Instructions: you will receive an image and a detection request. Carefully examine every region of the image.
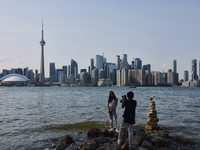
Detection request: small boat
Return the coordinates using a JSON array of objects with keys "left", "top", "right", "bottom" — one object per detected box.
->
[{"left": 129, "top": 86, "right": 136, "bottom": 88}]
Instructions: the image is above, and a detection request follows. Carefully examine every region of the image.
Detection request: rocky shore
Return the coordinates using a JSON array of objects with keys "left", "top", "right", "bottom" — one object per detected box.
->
[{"left": 45, "top": 126, "right": 196, "bottom": 150}]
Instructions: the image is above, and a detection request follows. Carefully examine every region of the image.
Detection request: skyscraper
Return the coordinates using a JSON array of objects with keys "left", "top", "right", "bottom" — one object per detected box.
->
[
  {"left": 134, "top": 58, "right": 142, "bottom": 69},
  {"left": 70, "top": 59, "right": 78, "bottom": 78},
  {"left": 183, "top": 70, "right": 189, "bottom": 82},
  {"left": 95, "top": 55, "right": 103, "bottom": 71},
  {"left": 90, "top": 58, "right": 94, "bottom": 75},
  {"left": 199, "top": 60, "right": 200, "bottom": 79},
  {"left": 171, "top": 60, "right": 177, "bottom": 73},
  {"left": 39, "top": 21, "right": 46, "bottom": 85},
  {"left": 122, "top": 54, "right": 128, "bottom": 69},
  {"left": 50, "top": 63, "right": 55, "bottom": 82},
  {"left": 62, "top": 66, "right": 67, "bottom": 76},
  {"left": 116, "top": 55, "right": 120, "bottom": 70},
  {"left": 191, "top": 59, "right": 198, "bottom": 80}
]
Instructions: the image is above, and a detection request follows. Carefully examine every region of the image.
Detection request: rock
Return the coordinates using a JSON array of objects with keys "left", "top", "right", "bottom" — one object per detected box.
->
[
  {"left": 87, "top": 139, "right": 97, "bottom": 149},
  {"left": 156, "top": 148, "right": 173, "bottom": 150},
  {"left": 105, "top": 143, "right": 119, "bottom": 150},
  {"left": 137, "top": 147, "right": 149, "bottom": 150},
  {"left": 141, "top": 140, "right": 155, "bottom": 150},
  {"left": 102, "top": 129, "right": 109, "bottom": 137},
  {"left": 87, "top": 128, "right": 101, "bottom": 138},
  {"left": 65, "top": 145, "right": 78, "bottom": 150},
  {"left": 177, "top": 146, "right": 190, "bottom": 150},
  {"left": 147, "top": 121, "right": 157, "bottom": 126},
  {"left": 136, "top": 130, "right": 146, "bottom": 140},
  {"left": 110, "top": 138, "right": 117, "bottom": 144},
  {"left": 121, "top": 140, "right": 129, "bottom": 150},
  {"left": 81, "top": 145, "right": 90, "bottom": 150},
  {"left": 144, "top": 135, "right": 153, "bottom": 143},
  {"left": 158, "top": 133, "right": 169, "bottom": 138},
  {"left": 150, "top": 136, "right": 164, "bottom": 147},
  {"left": 56, "top": 142, "right": 68, "bottom": 150},
  {"left": 162, "top": 138, "right": 174, "bottom": 147},
  {"left": 132, "top": 135, "right": 143, "bottom": 147},
  {"left": 97, "top": 145, "right": 106, "bottom": 150}
]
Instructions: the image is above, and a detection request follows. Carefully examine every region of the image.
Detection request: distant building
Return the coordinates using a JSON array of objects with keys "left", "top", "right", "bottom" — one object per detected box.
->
[
  {"left": 171, "top": 60, "right": 177, "bottom": 73},
  {"left": 57, "top": 69, "right": 65, "bottom": 82},
  {"left": 62, "top": 66, "right": 67, "bottom": 76},
  {"left": 90, "top": 58, "right": 94, "bottom": 75},
  {"left": 116, "top": 69, "right": 121, "bottom": 86},
  {"left": 167, "top": 69, "right": 174, "bottom": 85},
  {"left": 80, "top": 69, "right": 87, "bottom": 73},
  {"left": 116, "top": 55, "right": 120, "bottom": 70},
  {"left": 95, "top": 55, "right": 104, "bottom": 71},
  {"left": 23, "top": 67, "right": 28, "bottom": 77},
  {"left": 60, "top": 74, "right": 66, "bottom": 84},
  {"left": 99, "top": 69, "right": 106, "bottom": 79},
  {"left": 144, "top": 70, "right": 152, "bottom": 85},
  {"left": 134, "top": 58, "right": 142, "bottom": 69},
  {"left": 121, "top": 68, "right": 128, "bottom": 86},
  {"left": 91, "top": 68, "right": 98, "bottom": 85},
  {"left": 143, "top": 64, "right": 151, "bottom": 71},
  {"left": 199, "top": 60, "right": 200, "bottom": 79},
  {"left": 183, "top": 70, "right": 189, "bottom": 82},
  {"left": 68, "top": 74, "right": 75, "bottom": 85},
  {"left": 112, "top": 69, "right": 117, "bottom": 85},
  {"left": 70, "top": 59, "right": 78, "bottom": 79},
  {"left": 98, "top": 79, "right": 113, "bottom": 86},
  {"left": 50, "top": 63, "right": 56, "bottom": 82},
  {"left": 68, "top": 65, "right": 70, "bottom": 77},
  {"left": 80, "top": 72, "right": 87, "bottom": 85},
  {"left": 191, "top": 59, "right": 198, "bottom": 80},
  {"left": 128, "top": 69, "right": 145, "bottom": 85},
  {"left": 122, "top": 54, "right": 128, "bottom": 69}
]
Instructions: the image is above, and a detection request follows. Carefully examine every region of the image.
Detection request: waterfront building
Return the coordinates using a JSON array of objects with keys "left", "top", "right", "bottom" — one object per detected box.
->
[
  {"left": 107, "top": 63, "right": 116, "bottom": 73},
  {"left": 167, "top": 69, "right": 174, "bottom": 85},
  {"left": 191, "top": 59, "right": 198, "bottom": 80},
  {"left": 70, "top": 59, "right": 78, "bottom": 79},
  {"left": 60, "top": 74, "right": 66, "bottom": 84},
  {"left": 183, "top": 70, "right": 189, "bottom": 82},
  {"left": 90, "top": 58, "right": 94, "bottom": 75},
  {"left": 134, "top": 58, "right": 142, "bottom": 69},
  {"left": 122, "top": 54, "right": 128, "bottom": 69},
  {"left": 57, "top": 69, "right": 65, "bottom": 82},
  {"left": 116, "top": 69, "right": 122, "bottom": 86},
  {"left": 131, "top": 61, "right": 134, "bottom": 69},
  {"left": 50, "top": 63, "right": 56, "bottom": 82},
  {"left": 121, "top": 68, "right": 128, "bottom": 86},
  {"left": 112, "top": 68, "right": 117, "bottom": 85},
  {"left": 80, "top": 72, "right": 87, "bottom": 85},
  {"left": 174, "top": 73, "right": 179, "bottom": 85},
  {"left": 144, "top": 70, "right": 152, "bottom": 85},
  {"left": 91, "top": 68, "right": 98, "bottom": 85},
  {"left": 171, "top": 60, "right": 177, "bottom": 73},
  {"left": 0, "top": 74, "right": 29, "bottom": 85},
  {"left": 98, "top": 79, "right": 113, "bottom": 86},
  {"left": 68, "top": 74, "right": 75, "bottom": 85},
  {"left": 39, "top": 21, "right": 46, "bottom": 85},
  {"left": 35, "top": 70, "right": 38, "bottom": 78},
  {"left": 199, "top": 60, "right": 200, "bottom": 79},
  {"left": 95, "top": 55, "right": 104, "bottom": 71},
  {"left": 116, "top": 55, "right": 120, "bottom": 70},
  {"left": 62, "top": 66, "right": 67, "bottom": 76},
  {"left": 128, "top": 69, "right": 145, "bottom": 85},
  {"left": 11, "top": 68, "right": 16, "bottom": 74}
]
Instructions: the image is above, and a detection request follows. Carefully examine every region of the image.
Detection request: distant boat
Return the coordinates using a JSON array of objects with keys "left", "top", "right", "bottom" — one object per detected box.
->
[{"left": 129, "top": 86, "right": 136, "bottom": 88}]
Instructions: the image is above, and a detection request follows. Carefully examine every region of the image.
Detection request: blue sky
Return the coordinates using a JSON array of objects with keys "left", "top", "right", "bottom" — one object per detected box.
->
[{"left": 0, "top": 1, "right": 200, "bottom": 79}]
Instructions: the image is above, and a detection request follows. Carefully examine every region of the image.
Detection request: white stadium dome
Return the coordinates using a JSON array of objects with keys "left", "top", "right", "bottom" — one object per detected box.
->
[{"left": 0, "top": 74, "right": 29, "bottom": 84}]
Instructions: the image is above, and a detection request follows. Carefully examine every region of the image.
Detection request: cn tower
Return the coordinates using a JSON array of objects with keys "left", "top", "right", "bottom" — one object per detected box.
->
[{"left": 39, "top": 20, "right": 45, "bottom": 85}]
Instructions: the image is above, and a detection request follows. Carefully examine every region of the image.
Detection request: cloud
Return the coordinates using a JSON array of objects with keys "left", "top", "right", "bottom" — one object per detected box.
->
[
  {"left": 161, "top": 64, "right": 167, "bottom": 68},
  {"left": 0, "top": 55, "right": 21, "bottom": 63},
  {"left": 0, "top": 55, "right": 11, "bottom": 62},
  {"left": 84, "top": 59, "right": 90, "bottom": 63}
]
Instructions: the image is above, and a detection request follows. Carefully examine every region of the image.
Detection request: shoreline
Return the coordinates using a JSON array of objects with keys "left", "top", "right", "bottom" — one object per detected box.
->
[{"left": 44, "top": 125, "right": 197, "bottom": 150}]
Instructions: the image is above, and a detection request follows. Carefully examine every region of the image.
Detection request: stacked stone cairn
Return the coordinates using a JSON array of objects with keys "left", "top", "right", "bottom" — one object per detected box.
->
[{"left": 145, "top": 96, "right": 159, "bottom": 131}]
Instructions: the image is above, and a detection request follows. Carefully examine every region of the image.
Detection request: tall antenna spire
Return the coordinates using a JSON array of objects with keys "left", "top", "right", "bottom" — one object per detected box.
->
[{"left": 42, "top": 18, "right": 43, "bottom": 30}]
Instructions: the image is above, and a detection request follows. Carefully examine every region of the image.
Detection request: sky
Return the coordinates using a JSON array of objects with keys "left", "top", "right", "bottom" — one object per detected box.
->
[{"left": 0, "top": 1, "right": 200, "bottom": 79}]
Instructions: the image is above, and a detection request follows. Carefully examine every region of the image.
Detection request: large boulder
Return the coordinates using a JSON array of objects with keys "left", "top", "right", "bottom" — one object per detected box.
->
[
  {"left": 87, "top": 128, "right": 102, "bottom": 138},
  {"left": 141, "top": 140, "right": 155, "bottom": 150},
  {"left": 87, "top": 139, "right": 98, "bottom": 150}
]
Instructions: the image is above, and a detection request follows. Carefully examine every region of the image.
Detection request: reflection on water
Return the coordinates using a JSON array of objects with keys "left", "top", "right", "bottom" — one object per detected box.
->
[{"left": 0, "top": 87, "right": 199, "bottom": 149}]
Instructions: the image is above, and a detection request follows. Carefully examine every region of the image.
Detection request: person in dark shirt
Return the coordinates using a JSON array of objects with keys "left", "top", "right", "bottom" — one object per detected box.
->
[{"left": 118, "top": 91, "right": 137, "bottom": 149}]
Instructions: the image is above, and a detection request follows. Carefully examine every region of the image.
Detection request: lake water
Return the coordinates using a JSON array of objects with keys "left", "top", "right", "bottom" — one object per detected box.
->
[{"left": 0, "top": 87, "right": 199, "bottom": 149}]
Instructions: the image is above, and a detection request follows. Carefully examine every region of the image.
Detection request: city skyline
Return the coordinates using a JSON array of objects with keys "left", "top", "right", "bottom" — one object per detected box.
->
[{"left": 0, "top": 1, "right": 200, "bottom": 79}]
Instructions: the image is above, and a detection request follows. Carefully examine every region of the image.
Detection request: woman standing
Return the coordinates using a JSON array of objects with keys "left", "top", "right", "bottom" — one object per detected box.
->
[{"left": 107, "top": 91, "right": 119, "bottom": 132}]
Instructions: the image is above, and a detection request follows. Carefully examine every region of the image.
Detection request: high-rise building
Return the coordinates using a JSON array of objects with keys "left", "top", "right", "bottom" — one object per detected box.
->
[
  {"left": 91, "top": 68, "right": 98, "bottom": 85},
  {"left": 199, "top": 60, "right": 200, "bottom": 79},
  {"left": 50, "top": 63, "right": 56, "bottom": 82},
  {"left": 121, "top": 68, "right": 128, "bottom": 86},
  {"left": 57, "top": 69, "right": 65, "bottom": 82},
  {"left": 62, "top": 66, "right": 67, "bottom": 76},
  {"left": 80, "top": 69, "right": 87, "bottom": 73},
  {"left": 70, "top": 59, "right": 78, "bottom": 79},
  {"left": 167, "top": 69, "right": 174, "bottom": 85},
  {"left": 171, "top": 60, "right": 177, "bottom": 73},
  {"left": 39, "top": 21, "right": 46, "bottom": 85},
  {"left": 23, "top": 67, "right": 28, "bottom": 77},
  {"left": 128, "top": 69, "right": 145, "bottom": 85},
  {"left": 191, "top": 59, "right": 198, "bottom": 80},
  {"left": 116, "top": 55, "right": 120, "bottom": 70},
  {"left": 68, "top": 65, "right": 70, "bottom": 77},
  {"left": 142, "top": 64, "right": 151, "bottom": 71},
  {"left": 184, "top": 70, "right": 189, "bottom": 82},
  {"left": 90, "top": 58, "right": 94, "bottom": 75},
  {"left": 2, "top": 69, "right": 8, "bottom": 77},
  {"left": 122, "top": 54, "right": 128, "bottom": 69},
  {"left": 80, "top": 72, "right": 87, "bottom": 85},
  {"left": 99, "top": 69, "right": 106, "bottom": 79},
  {"left": 35, "top": 70, "right": 38, "bottom": 78},
  {"left": 134, "top": 58, "right": 142, "bottom": 69},
  {"left": 60, "top": 74, "right": 66, "bottom": 84},
  {"left": 95, "top": 55, "right": 104, "bottom": 71}
]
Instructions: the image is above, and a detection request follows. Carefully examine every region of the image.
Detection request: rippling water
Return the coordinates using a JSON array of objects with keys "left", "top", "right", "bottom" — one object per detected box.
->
[{"left": 0, "top": 87, "right": 199, "bottom": 149}]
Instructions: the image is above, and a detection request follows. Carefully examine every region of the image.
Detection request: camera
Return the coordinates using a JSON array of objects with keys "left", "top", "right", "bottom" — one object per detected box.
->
[{"left": 120, "top": 95, "right": 127, "bottom": 103}]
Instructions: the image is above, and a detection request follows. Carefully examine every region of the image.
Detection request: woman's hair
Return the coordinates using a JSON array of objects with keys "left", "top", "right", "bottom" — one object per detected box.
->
[{"left": 109, "top": 91, "right": 116, "bottom": 102}]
